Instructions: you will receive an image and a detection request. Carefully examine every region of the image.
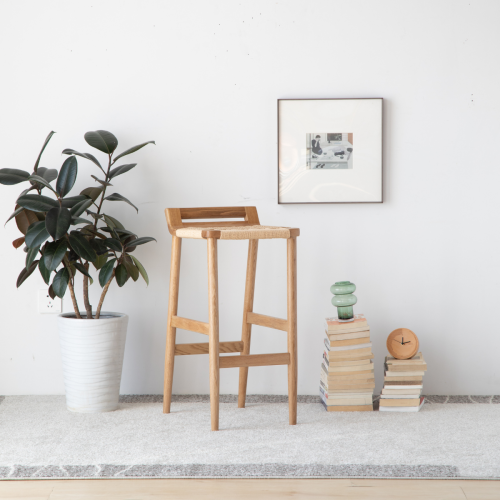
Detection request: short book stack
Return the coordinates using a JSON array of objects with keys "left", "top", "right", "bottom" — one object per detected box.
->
[
  {"left": 320, "top": 314, "right": 375, "bottom": 411},
  {"left": 379, "top": 353, "right": 426, "bottom": 412}
]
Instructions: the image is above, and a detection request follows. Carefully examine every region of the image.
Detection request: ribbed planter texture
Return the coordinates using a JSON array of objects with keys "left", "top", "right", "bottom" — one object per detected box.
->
[{"left": 58, "top": 312, "right": 128, "bottom": 413}]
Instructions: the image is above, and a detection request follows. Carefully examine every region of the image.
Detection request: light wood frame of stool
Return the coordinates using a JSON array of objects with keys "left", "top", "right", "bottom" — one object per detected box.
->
[{"left": 163, "top": 206, "right": 299, "bottom": 431}]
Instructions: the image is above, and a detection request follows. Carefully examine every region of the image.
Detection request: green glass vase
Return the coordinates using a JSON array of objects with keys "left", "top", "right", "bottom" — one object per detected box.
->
[{"left": 330, "top": 281, "right": 357, "bottom": 320}]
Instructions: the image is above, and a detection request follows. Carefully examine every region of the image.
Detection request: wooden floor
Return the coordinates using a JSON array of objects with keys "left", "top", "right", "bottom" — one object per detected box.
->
[{"left": 0, "top": 479, "right": 499, "bottom": 499}]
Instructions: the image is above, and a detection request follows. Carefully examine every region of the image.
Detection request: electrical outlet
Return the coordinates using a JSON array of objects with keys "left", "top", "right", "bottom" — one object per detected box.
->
[{"left": 38, "top": 289, "right": 62, "bottom": 314}]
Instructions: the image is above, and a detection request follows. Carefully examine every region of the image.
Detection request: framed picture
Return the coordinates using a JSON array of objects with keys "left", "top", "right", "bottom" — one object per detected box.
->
[{"left": 278, "top": 98, "right": 383, "bottom": 204}]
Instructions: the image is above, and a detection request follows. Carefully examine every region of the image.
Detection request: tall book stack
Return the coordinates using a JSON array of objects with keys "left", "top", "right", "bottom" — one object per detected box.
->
[
  {"left": 379, "top": 353, "right": 426, "bottom": 412},
  {"left": 320, "top": 314, "right": 375, "bottom": 411}
]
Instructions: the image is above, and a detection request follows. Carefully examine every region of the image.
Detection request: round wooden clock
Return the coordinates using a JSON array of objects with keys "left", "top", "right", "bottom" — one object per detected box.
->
[{"left": 387, "top": 328, "right": 419, "bottom": 359}]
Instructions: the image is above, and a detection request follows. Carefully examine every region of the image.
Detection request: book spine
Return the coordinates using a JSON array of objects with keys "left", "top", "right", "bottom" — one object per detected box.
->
[{"left": 330, "top": 342, "right": 372, "bottom": 352}]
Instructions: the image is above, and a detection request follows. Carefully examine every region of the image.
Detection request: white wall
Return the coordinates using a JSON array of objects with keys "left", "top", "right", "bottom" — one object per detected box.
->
[{"left": 1, "top": 0, "right": 499, "bottom": 396}]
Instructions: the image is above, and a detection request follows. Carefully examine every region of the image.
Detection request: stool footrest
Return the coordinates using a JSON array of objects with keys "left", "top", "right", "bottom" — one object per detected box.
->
[
  {"left": 220, "top": 353, "right": 290, "bottom": 368},
  {"left": 171, "top": 316, "right": 209, "bottom": 335},
  {"left": 247, "top": 312, "right": 288, "bottom": 331},
  {"left": 175, "top": 341, "right": 244, "bottom": 356}
]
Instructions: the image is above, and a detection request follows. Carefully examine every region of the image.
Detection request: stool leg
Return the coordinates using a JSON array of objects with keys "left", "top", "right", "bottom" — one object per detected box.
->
[
  {"left": 163, "top": 236, "right": 182, "bottom": 414},
  {"left": 207, "top": 238, "right": 220, "bottom": 431},
  {"left": 287, "top": 237, "right": 298, "bottom": 425},
  {"left": 238, "top": 239, "right": 258, "bottom": 408}
]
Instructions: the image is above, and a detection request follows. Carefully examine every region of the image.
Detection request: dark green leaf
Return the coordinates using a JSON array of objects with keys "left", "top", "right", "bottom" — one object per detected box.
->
[
  {"left": 108, "top": 163, "right": 136, "bottom": 179},
  {"left": 61, "top": 195, "right": 87, "bottom": 208},
  {"left": 103, "top": 214, "right": 124, "bottom": 229},
  {"left": 56, "top": 156, "right": 78, "bottom": 197},
  {"left": 28, "top": 174, "right": 57, "bottom": 194},
  {"left": 90, "top": 239, "right": 108, "bottom": 255},
  {"left": 99, "top": 226, "right": 119, "bottom": 239},
  {"left": 104, "top": 193, "right": 138, "bottom": 212},
  {"left": 69, "top": 232, "right": 97, "bottom": 261},
  {"left": 45, "top": 207, "right": 71, "bottom": 240},
  {"left": 19, "top": 185, "right": 37, "bottom": 196},
  {"left": 122, "top": 235, "right": 137, "bottom": 252},
  {"left": 38, "top": 256, "right": 51, "bottom": 284},
  {"left": 62, "top": 149, "right": 104, "bottom": 174},
  {"left": 5, "top": 206, "right": 25, "bottom": 226},
  {"left": 17, "top": 194, "right": 59, "bottom": 212},
  {"left": 26, "top": 245, "right": 40, "bottom": 268},
  {"left": 71, "top": 217, "right": 93, "bottom": 225},
  {"left": 37, "top": 167, "right": 58, "bottom": 183},
  {"left": 86, "top": 211, "right": 104, "bottom": 221},
  {"left": 104, "top": 238, "right": 122, "bottom": 252},
  {"left": 0, "top": 168, "right": 30, "bottom": 185},
  {"left": 25, "top": 221, "right": 50, "bottom": 248},
  {"left": 16, "top": 260, "right": 39, "bottom": 287},
  {"left": 48, "top": 284, "right": 56, "bottom": 299},
  {"left": 116, "top": 228, "right": 135, "bottom": 236},
  {"left": 70, "top": 199, "right": 94, "bottom": 217},
  {"left": 125, "top": 236, "right": 156, "bottom": 248},
  {"left": 93, "top": 252, "right": 108, "bottom": 270},
  {"left": 80, "top": 186, "right": 103, "bottom": 201},
  {"left": 91, "top": 175, "right": 112, "bottom": 187},
  {"left": 52, "top": 268, "right": 70, "bottom": 298},
  {"left": 78, "top": 225, "right": 102, "bottom": 238},
  {"left": 101, "top": 228, "right": 135, "bottom": 238},
  {"left": 99, "top": 258, "right": 116, "bottom": 286},
  {"left": 84, "top": 130, "right": 118, "bottom": 154},
  {"left": 130, "top": 255, "right": 149, "bottom": 285},
  {"left": 74, "top": 262, "right": 92, "bottom": 279},
  {"left": 43, "top": 240, "right": 67, "bottom": 271},
  {"left": 113, "top": 141, "right": 155, "bottom": 162},
  {"left": 33, "top": 131, "right": 56, "bottom": 173},
  {"left": 115, "top": 263, "right": 129, "bottom": 287},
  {"left": 124, "top": 256, "right": 139, "bottom": 282},
  {"left": 67, "top": 249, "right": 78, "bottom": 262}
]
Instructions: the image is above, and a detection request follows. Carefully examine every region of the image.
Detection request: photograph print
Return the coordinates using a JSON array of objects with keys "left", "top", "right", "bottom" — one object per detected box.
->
[
  {"left": 278, "top": 98, "right": 382, "bottom": 204},
  {"left": 308, "top": 133, "right": 353, "bottom": 170}
]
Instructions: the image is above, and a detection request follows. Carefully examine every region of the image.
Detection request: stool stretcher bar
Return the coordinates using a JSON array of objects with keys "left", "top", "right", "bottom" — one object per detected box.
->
[
  {"left": 246, "top": 312, "right": 288, "bottom": 331},
  {"left": 171, "top": 316, "right": 209, "bottom": 335},
  {"left": 175, "top": 341, "right": 244, "bottom": 356},
  {"left": 220, "top": 353, "right": 290, "bottom": 369}
]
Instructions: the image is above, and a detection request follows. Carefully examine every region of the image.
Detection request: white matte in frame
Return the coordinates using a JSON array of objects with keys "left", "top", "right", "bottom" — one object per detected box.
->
[{"left": 278, "top": 98, "right": 383, "bottom": 204}]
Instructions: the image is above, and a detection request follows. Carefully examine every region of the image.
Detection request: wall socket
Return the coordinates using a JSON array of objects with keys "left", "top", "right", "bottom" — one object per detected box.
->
[{"left": 38, "top": 289, "right": 62, "bottom": 314}]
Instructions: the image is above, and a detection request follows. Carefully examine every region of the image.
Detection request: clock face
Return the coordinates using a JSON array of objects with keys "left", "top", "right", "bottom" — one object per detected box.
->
[{"left": 386, "top": 328, "right": 419, "bottom": 360}]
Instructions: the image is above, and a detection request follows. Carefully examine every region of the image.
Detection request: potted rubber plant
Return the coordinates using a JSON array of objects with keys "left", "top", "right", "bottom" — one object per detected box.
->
[{"left": 0, "top": 130, "right": 156, "bottom": 412}]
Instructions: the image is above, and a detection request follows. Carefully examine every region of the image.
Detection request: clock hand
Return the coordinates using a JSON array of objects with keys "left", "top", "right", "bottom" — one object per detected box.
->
[{"left": 393, "top": 339, "right": 403, "bottom": 345}]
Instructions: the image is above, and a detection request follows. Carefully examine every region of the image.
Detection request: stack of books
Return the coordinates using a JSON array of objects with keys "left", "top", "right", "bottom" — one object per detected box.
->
[
  {"left": 379, "top": 353, "right": 426, "bottom": 412},
  {"left": 320, "top": 314, "right": 375, "bottom": 411}
]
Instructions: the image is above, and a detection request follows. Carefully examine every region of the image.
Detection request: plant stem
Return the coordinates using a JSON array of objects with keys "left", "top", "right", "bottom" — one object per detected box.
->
[
  {"left": 83, "top": 262, "right": 92, "bottom": 319},
  {"left": 67, "top": 273, "right": 82, "bottom": 319},
  {"left": 63, "top": 257, "right": 82, "bottom": 319},
  {"left": 86, "top": 154, "right": 113, "bottom": 317},
  {"left": 95, "top": 269, "right": 115, "bottom": 320},
  {"left": 93, "top": 153, "right": 112, "bottom": 233}
]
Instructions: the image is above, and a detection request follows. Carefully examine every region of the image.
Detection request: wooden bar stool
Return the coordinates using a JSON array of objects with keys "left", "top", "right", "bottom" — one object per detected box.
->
[{"left": 163, "top": 206, "right": 299, "bottom": 431}]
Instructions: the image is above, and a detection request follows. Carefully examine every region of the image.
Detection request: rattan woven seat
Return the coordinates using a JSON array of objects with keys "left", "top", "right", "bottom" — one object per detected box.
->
[
  {"left": 175, "top": 224, "right": 298, "bottom": 240},
  {"left": 163, "top": 206, "right": 299, "bottom": 431}
]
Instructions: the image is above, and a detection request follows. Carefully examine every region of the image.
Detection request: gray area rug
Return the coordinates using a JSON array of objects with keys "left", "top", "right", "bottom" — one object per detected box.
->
[{"left": 0, "top": 395, "right": 499, "bottom": 479}]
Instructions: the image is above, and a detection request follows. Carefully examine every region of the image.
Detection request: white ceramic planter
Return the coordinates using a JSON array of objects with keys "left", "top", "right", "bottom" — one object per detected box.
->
[{"left": 58, "top": 312, "right": 128, "bottom": 413}]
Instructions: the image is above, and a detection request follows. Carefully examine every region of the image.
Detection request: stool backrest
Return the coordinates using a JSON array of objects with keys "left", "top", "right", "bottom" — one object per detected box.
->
[{"left": 165, "top": 206, "right": 260, "bottom": 235}]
